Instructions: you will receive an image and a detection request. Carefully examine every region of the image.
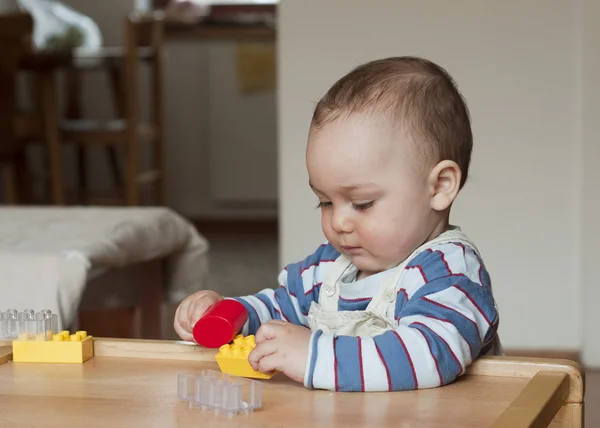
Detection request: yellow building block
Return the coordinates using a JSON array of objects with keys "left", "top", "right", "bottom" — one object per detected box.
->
[
  {"left": 215, "top": 334, "right": 276, "bottom": 379},
  {"left": 12, "top": 330, "right": 94, "bottom": 363}
]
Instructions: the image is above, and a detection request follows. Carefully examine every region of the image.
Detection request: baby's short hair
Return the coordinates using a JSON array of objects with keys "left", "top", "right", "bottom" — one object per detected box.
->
[{"left": 311, "top": 56, "right": 473, "bottom": 188}]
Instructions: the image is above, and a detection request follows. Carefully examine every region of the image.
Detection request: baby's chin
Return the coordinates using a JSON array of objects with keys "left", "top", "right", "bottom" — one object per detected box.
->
[
  {"left": 334, "top": 244, "right": 400, "bottom": 273},
  {"left": 348, "top": 255, "right": 391, "bottom": 275}
]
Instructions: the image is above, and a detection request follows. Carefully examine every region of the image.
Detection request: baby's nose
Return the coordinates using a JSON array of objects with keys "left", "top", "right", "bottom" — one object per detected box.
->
[{"left": 331, "top": 208, "right": 353, "bottom": 233}]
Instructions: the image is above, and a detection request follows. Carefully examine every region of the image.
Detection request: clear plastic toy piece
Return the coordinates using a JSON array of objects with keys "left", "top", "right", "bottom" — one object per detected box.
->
[
  {"left": 177, "top": 370, "right": 262, "bottom": 416},
  {"left": 1, "top": 309, "right": 58, "bottom": 341}
]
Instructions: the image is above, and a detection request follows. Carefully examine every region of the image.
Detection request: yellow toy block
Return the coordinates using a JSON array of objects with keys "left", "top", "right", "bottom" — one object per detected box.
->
[
  {"left": 12, "top": 330, "right": 94, "bottom": 363},
  {"left": 215, "top": 334, "right": 276, "bottom": 379}
]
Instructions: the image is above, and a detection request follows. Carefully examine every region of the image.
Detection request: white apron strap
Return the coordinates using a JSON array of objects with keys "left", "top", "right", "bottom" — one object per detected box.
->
[{"left": 316, "top": 254, "right": 353, "bottom": 311}]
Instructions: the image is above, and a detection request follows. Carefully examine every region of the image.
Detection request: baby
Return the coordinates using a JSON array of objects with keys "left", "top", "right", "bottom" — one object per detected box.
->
[{"left": 174, "top": 56, "right": 502, "bottom": 392}]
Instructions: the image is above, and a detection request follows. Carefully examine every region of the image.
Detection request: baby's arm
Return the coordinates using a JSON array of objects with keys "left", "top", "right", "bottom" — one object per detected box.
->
[
  {"left": 231, "top": 243, "right": 340, "bottom": 335},
  {"left": 306, "top": 253, "right": 499, "bottom": 391}
]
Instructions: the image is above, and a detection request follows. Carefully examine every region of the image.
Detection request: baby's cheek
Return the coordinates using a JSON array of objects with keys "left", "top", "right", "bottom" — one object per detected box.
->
[
  {"left": 371, "top": 226, "right": 412, "bottom": 259},
  {"left": 322, "top": 225, "right": 337, "bottom": 245},
  {"left": 361, "top": 219, "right": 397, "bottom": 243},
  {"left": 320, "top": 215, "right": 332, "bottom": 237}
]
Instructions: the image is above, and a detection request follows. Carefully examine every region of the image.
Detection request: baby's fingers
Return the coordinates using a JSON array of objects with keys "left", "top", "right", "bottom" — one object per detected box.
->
[
  {"left": 174, "top": 302, "right": 194, "bottom": 342},
  {"left": 187, "top": 293, "right": 222, "bottom": 328}
]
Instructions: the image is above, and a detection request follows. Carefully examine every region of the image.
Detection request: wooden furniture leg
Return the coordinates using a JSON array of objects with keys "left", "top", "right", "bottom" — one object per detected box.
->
[
  {"left": 65, "top": 69, "right": 87, "bottom": 204},
  {"left": 39, "top": 71, "right": 65, "bottom": 205},
  {"left": 139, "top": 259, "right": 164, "bottom": 339},
  {"left": 1, "top": 164, "right": 16, "bottom": 204},
  {"left": 491, "top": 372, "right": 569, "bottom": 427},
  {"left": 151, "top": 36, "right": 165, "bottom": 206},
  {"left": 107, "top": 64, "right": 124, "bottom": 189},
  {"left": 12, "top": 150, "right": 31, "bottom": 204}
]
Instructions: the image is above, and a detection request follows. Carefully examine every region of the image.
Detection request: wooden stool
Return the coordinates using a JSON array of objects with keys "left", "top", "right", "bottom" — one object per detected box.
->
[{"left": 62, "top": 12, "right": 166, "bottom": 206}]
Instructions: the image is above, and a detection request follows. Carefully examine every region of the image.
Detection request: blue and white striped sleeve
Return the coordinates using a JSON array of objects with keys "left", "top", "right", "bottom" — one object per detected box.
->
[
  {"left": 231, "top": 243, "right": 340, "bottom": 335},
  {"left": 304, "top": 246, "right": 499, "bottom": 392}
]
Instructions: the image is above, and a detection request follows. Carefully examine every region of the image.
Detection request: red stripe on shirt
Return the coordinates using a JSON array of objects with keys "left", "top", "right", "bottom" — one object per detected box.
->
[
  {"left": 434, "top": 250, "right": 452, "bottom": 275},
  {"left": 333, "top": 337, "right": 339, "bottom": 392},
  {"left": 453, "top": 284, "right": 492, "bottom": 325},
  {"left": 405, "top": 265, "right": 428, "bottom": 283},
  {"left": 421, "top": 296, "right": 481, "bottom": 341},
  {"left": 374, "top": 341, "right": 391, "bottom": 391},
  {"left": 300, "top": 258, "right": 336, "bottom": 275},
  {"left": 339, "top": 295, "right": 372, "bottom": 303},
  {"left": 272, "top": 293, "right": 290, "bottom": 321},
  {"left": 392, "top": 330, "right": 418, "bottom": 389},
  {"left": 416, "top": 320, "right": 464, "bottom": 374},
  {"left": 304, "top": 282, "right": 322, "bottom": 296},
  {"left": 397, "top": 288, "right": 408, "bottom": 300},
  {"left": 453, "top": 242, "right": 466, "bottom": 255},
  {"left": 357, "top": 337, "right": 365, "bottom": 392},
  {"left": 421, "top": 313, "right": 474, "bottom": 358},
  {"left": 414, "top": 325, "right": 442, "bottom": 386}
]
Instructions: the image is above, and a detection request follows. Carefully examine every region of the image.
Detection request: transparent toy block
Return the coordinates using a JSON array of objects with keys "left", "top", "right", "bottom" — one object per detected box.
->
[
  {"left": 177, "top": 370, "right": 262, "bottom": 416},
  {"left": 0, "top": 309, "right": 58, "bottom": 341}
]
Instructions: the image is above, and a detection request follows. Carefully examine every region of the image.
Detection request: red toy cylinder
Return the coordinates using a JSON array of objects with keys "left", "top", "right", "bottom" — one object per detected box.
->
[{"left": 192, "top": 299, "right": 248, "bottom": 348}]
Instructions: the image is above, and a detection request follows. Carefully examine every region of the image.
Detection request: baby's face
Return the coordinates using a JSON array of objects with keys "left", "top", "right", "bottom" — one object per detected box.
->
[{"left": 306, "top": 114, "right": 439, "bottom": 277}]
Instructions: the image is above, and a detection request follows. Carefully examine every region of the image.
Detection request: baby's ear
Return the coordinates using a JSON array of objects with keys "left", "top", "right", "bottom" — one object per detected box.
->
[{"left": 428, "top": 160, "right": 461, "bottom": 211}]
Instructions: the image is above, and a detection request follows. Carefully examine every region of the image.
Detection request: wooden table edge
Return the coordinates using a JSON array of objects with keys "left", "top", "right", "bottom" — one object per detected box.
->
[
  {"left": 467, "top": 355, "right": 585, "bottom": 403},
  {"left": 0, "top": 345, "right": 11, "bottom": 365},
  {"left": 491, "top": 371, "right": 570, "bottom": 428},
  {"left": 1, "top": 338, "right": 585, "bottom": 427},
  {"left": 90, "top": 339, "right": 586, "bottom": 400}
]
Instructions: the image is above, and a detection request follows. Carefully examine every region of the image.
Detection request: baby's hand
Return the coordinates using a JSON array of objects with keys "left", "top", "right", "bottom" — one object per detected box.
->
[
  {"left": 173, "top": 290, "right": 223, "bottom": 342},
  {"left": 248, "top": 320, "right": 311, "bottom": 384}
]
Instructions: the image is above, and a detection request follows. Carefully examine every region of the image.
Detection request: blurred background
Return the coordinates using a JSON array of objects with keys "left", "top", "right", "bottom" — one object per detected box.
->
[{"left": 0, "top": 0, "right": 597, "bottom": 419}]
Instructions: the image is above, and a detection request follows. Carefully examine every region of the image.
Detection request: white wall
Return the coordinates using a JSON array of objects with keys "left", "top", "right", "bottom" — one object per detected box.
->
[
  {"left": 279, "top": 0, "right": 590, "bottom": 354},
  {"left": 581, "top": 0, "right": 600, "bottom": 367}
]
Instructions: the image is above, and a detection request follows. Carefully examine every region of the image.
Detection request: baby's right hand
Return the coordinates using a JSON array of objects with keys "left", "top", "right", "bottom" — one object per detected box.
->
[{"left": 173, "top": 290, "right": 223, "bottom": 342}]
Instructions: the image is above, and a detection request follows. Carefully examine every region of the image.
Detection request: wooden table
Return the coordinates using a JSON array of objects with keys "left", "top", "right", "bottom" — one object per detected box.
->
[{"left": 0, "top": 338, "right": 585, "bottom": 427}]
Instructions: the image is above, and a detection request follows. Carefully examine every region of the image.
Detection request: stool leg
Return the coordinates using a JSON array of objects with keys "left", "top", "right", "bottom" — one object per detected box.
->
[
  {"left": 107, "top": 64, "right": 124, "bottom": 190},
  {"left": 139, "top": 259, "right": 164, "bottom": 339},
  {"left": 40, "top": 72, "right": 65, "bottom": 205},
  {"left": 110, "top": 62, "right": 139, "bottom": 205},
  {"left": 125, "top": 133, "right": 140, "bottom": 206},
  {"left": 152, "top": 56, "right": 165, "bottom": 206},
  {"left": 1, "top": 163, "right": 16, "bottom": 204},
  {"left": 13, "top": 150, "right": 31, "bottom": 204},
  {"left": 66, "top": 70, "right": 88, "bottom": 205}
]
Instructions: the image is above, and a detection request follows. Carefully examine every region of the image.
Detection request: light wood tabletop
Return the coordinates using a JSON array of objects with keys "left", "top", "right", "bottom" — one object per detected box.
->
[{"left": 0, "top": 338, "right": 585, "bottom": 428}]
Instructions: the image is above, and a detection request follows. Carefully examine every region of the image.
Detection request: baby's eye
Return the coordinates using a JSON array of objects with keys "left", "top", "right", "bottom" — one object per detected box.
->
[
  {"left": 316, "top": 201, "right": 332, "bottom": 209},
  {"left": 353, "top": 201, "right": 375, "bottom": 211}
]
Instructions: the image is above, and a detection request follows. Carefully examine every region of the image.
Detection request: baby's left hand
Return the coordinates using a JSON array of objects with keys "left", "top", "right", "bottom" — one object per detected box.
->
[{"left": 248, "top": 320, "right": 311, "bottom": 384}]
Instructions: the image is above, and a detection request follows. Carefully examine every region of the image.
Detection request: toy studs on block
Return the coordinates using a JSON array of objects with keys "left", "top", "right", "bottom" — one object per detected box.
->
[
  {"left": 192, "top": 300, "right": 275, "bottom": 379},
  {"left": 12, "top": 329, "right": 94, "bottom": 363},
  {"left": 192, "top": 300, "right": 248, "bottom": 348},
  {"left": 215, "top": 334, "right": 276, "bottom": 379}
]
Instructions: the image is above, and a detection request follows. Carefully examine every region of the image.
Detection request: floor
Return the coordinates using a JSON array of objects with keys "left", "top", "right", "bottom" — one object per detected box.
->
[{"left": 204, "top": 232, "right": 280, "bottom": 297}]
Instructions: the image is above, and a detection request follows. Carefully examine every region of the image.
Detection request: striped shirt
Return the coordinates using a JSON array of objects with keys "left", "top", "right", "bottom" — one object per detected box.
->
[{"left": 233, "top": 241, "right": 500, "bottom": 392}]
